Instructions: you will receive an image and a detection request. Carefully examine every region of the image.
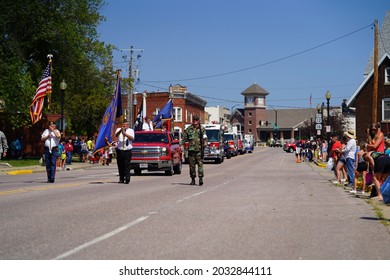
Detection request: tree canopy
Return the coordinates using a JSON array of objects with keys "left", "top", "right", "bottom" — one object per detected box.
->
[{"left": 0, "top": 0, "right": 117, "bottom": 136}]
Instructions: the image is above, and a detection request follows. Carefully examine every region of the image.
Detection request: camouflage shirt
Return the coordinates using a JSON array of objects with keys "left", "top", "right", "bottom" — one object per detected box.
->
[{"left": 181, "top": 125, "right": 207, "bottom": 152}]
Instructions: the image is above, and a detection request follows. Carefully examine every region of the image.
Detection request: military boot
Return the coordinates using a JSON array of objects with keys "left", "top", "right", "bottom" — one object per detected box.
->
[
  {"left": 199, "top": 177, "right": 203, "bottom": 186},
  {"left": 190, "top": 177, "right": 196, "bottom": 185}
]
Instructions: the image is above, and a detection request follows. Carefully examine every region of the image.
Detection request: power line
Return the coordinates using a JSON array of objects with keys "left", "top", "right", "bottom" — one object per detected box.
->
[{"left": 144, "top": 22, "right": 374, "bottom": 83}]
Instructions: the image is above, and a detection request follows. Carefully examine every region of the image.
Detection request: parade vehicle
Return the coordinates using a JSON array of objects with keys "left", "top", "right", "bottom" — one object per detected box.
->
[
  {"left": 244, "top": 134, "right": 254, "bottom": 153},
  {"left": 183, "top": 123, "right": 225, "bottom": 164},
  {"left": 224, "top": 132, "right": 238, "bottom": 156},
  {"left": 130, "top": 130, "right": 182, "bottom": 176},
  {"left": 203, "top": 124, "right": 225, "bottom": 164},
  {"left": 237, "top": 132, "right": 245, "bottom": 154}
]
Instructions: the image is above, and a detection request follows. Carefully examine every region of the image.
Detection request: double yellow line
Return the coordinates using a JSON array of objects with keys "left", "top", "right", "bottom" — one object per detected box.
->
[{"left": 0, "top": 179, "right": 113, "bottom": 197}]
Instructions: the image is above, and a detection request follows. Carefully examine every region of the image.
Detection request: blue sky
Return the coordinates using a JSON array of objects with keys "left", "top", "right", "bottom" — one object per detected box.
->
[{"left": 98, "top": 0, "right": 390, "bottom": 110}]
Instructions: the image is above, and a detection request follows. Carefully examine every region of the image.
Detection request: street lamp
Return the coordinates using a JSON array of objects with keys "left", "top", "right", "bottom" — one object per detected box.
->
[{"left": 60, "top": 79, "right": 67, "bottom": 134}]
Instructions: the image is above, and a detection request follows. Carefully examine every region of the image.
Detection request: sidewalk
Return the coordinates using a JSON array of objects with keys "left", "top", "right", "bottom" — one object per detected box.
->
[{"left": 313, "top": 159, "right": 390, "bottom": 230}]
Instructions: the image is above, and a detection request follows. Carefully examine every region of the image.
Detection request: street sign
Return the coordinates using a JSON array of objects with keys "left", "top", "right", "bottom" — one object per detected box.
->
[
  {"left": 315, "top": 117, "right": 322, "bottom": 123},
  {"left": 317, "top": 129, "right": 321, "bottom": 135},
  {"left": 315, "top": 124, "right": 322, "bottom": 130},
  {"left": 326, "top": 125, "right": 331, "bottom": 132},
  {"left": 316, "top": 113, "right": 322, "bottom": 119}
]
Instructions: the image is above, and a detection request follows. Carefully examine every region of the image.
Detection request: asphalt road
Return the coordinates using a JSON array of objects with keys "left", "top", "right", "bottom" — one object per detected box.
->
[{"left": 0, "top": 147, "right": 390, "bottom": 260}]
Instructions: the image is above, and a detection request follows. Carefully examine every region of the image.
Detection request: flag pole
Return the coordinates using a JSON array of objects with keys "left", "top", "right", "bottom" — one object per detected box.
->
[{"left": 47, "top": 54, "right": 53, "bottom": 113}]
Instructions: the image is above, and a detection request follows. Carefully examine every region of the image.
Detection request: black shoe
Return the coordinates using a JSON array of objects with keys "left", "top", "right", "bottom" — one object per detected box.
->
[
  {"left": 50, "top": 179, "right": 55, "bottom": 183},
  {"left": 125, "top": 177, "right": 130, "bottom": 184},
  {"left": 190, "top": 178, "right": 196, "bottom": 185},
  {"left": 199, "top": 177, "right": 203, "bottom": 186},
  {"left": 118, "top": 178, "right": 124, "bottom": 183}
]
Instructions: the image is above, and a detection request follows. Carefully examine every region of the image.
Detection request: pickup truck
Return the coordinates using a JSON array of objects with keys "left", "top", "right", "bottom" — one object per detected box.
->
[
  {"left": 283, "top": 141, "right": 296, "bottom": 153},
  {"left": 130, "top": 131, "right": 182, "bottom": 176}
]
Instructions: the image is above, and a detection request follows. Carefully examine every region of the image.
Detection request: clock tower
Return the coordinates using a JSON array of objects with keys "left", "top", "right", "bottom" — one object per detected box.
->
[{"left": 241, "top": 83, "right": 269, "bottom": 142}]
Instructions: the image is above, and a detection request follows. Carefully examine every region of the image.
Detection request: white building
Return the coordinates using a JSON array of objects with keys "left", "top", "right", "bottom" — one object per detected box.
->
[{"left": 205, "top": 106, "right": 230, "bottom": 125}]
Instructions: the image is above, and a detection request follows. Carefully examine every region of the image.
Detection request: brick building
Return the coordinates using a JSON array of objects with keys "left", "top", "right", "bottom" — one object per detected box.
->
[
  {"left": 347, "top": 11, "right": 390, "bottom": 140},
  {"left": 231, "top": 83, "right": 320, "bottom": 143},
  {"left": 126, "top": 84, "right": 207, "bottom": 132}
]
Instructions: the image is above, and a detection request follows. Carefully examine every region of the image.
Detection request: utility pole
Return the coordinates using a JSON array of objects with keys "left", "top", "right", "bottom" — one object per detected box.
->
[
  {"left": 129, "top": 46, "right": 134, "bottom": 126},
  {"left": 372, "top": 20, "right": 378, "bottom": 123},
  {"left": 121, "top": 46, "right": 143, "bottom": 126}
]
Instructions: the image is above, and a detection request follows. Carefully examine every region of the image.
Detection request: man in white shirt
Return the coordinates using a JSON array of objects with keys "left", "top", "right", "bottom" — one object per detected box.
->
[
  {"left": 0, "top": 130, "right": 8, "bottom": 160},
  {"left": 41, "top": 122, "right": 61, "bottom": 183},
  {"left": 115, "top": 120, "right": 135, "bottom": 184},
  {"left": 142, "top": 116, "right": 153, "bottom": 131},
  {"left": 342, "top": 130, "right": 357, "bottom": 188}
]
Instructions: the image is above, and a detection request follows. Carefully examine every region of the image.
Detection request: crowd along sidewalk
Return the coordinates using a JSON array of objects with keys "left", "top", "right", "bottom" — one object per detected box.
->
[{"left": 313, "top": 159, "right": 390, "bottom": 231}]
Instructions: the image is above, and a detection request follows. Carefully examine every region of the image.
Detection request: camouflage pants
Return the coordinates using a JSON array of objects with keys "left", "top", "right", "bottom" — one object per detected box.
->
[{"left": 188, "top": 151, "right": 204, "bottom": 178}]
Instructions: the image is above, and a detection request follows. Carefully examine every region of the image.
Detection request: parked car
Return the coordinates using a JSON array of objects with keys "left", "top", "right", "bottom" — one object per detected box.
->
[
  {"left": 283, "top": 141, "right": 296, "bottom": 153},
  {"left": 269, "top": 139, "right": 282, "bottom": 147}
]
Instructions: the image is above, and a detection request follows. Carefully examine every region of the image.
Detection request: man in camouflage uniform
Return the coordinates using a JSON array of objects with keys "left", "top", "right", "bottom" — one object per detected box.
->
[{"left": 181, "top": 115, "right": 208, "bottom": 185}]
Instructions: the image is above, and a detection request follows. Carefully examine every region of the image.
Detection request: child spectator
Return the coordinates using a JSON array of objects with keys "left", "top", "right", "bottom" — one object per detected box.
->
[{"left": 351, "top": 141, "right": 368, "bottom": 194}]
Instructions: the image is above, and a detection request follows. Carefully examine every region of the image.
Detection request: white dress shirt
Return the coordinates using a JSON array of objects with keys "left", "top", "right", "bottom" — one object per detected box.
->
[
  {"left": 115, "top": 128, "right": 134, "bottom": 150},
  {"left": 41, "top": 129, "right": 60, "bottom": 150},
  {"left": 142, "top": 121, "right": 153, "bottom": 131}
]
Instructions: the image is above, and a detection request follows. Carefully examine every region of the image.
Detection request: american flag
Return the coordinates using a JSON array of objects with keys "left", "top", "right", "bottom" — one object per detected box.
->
[{"left": 30, "top": 63, "right": 52, "bottom": 124}]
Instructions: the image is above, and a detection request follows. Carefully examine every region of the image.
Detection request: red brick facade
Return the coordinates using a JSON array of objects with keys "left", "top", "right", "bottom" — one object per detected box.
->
[
  {"left": 123, "top": 85, "right": 207, "bottom": 132},
  {"left": 351, "top": 56, "right": 390, "bottom": 140}
]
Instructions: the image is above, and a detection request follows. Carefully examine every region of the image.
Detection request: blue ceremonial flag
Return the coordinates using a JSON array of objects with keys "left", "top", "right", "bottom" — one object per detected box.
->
[
  {"left": 152, "top": 99, "right": 173, "bottom": 129},
  {"left": 133, "top": 100, "right": 144, "bottom": 131},
  {"left": 93, "top": 72, "right": 123, "bottom": 154}
]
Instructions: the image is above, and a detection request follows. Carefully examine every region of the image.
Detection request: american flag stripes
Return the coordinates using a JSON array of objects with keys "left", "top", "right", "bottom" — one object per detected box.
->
[{"left": 30, "top": 63, "right": 52, "bottom": 124}]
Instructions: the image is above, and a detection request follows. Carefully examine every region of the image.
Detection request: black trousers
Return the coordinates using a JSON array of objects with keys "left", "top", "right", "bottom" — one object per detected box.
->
[{"left": 116, "top": 149, "right": 132, "bottom": 180}]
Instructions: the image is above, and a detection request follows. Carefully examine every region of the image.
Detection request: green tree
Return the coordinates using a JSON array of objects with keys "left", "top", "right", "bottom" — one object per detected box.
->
[
  {"left": 0, "top": 0, "right": 115, "bottom": 135},
  {"left": 301, "top": 110, "right": 350, "bottom": 140}
]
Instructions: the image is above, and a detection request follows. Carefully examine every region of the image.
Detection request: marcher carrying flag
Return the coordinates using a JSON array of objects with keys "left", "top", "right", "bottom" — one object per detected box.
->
[
  {"left": 30, "top": 58, "right": 52, "bottom": 124},
  {"left": 152, "top": 99, "right": 173, "bottom": 130},
  {"left": 93, "top": 70, "right": 123, "bottom": 155}
]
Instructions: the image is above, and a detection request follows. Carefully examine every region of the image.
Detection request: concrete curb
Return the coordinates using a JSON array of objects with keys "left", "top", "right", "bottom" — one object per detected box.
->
[{"left": 0, "top": 162, "right": 96, "bottom": 176}]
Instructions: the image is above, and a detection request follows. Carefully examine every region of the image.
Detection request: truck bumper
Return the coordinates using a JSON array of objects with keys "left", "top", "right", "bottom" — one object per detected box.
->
[{"left": 131, "top": 160, "right": 172, "bottom": 171}]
